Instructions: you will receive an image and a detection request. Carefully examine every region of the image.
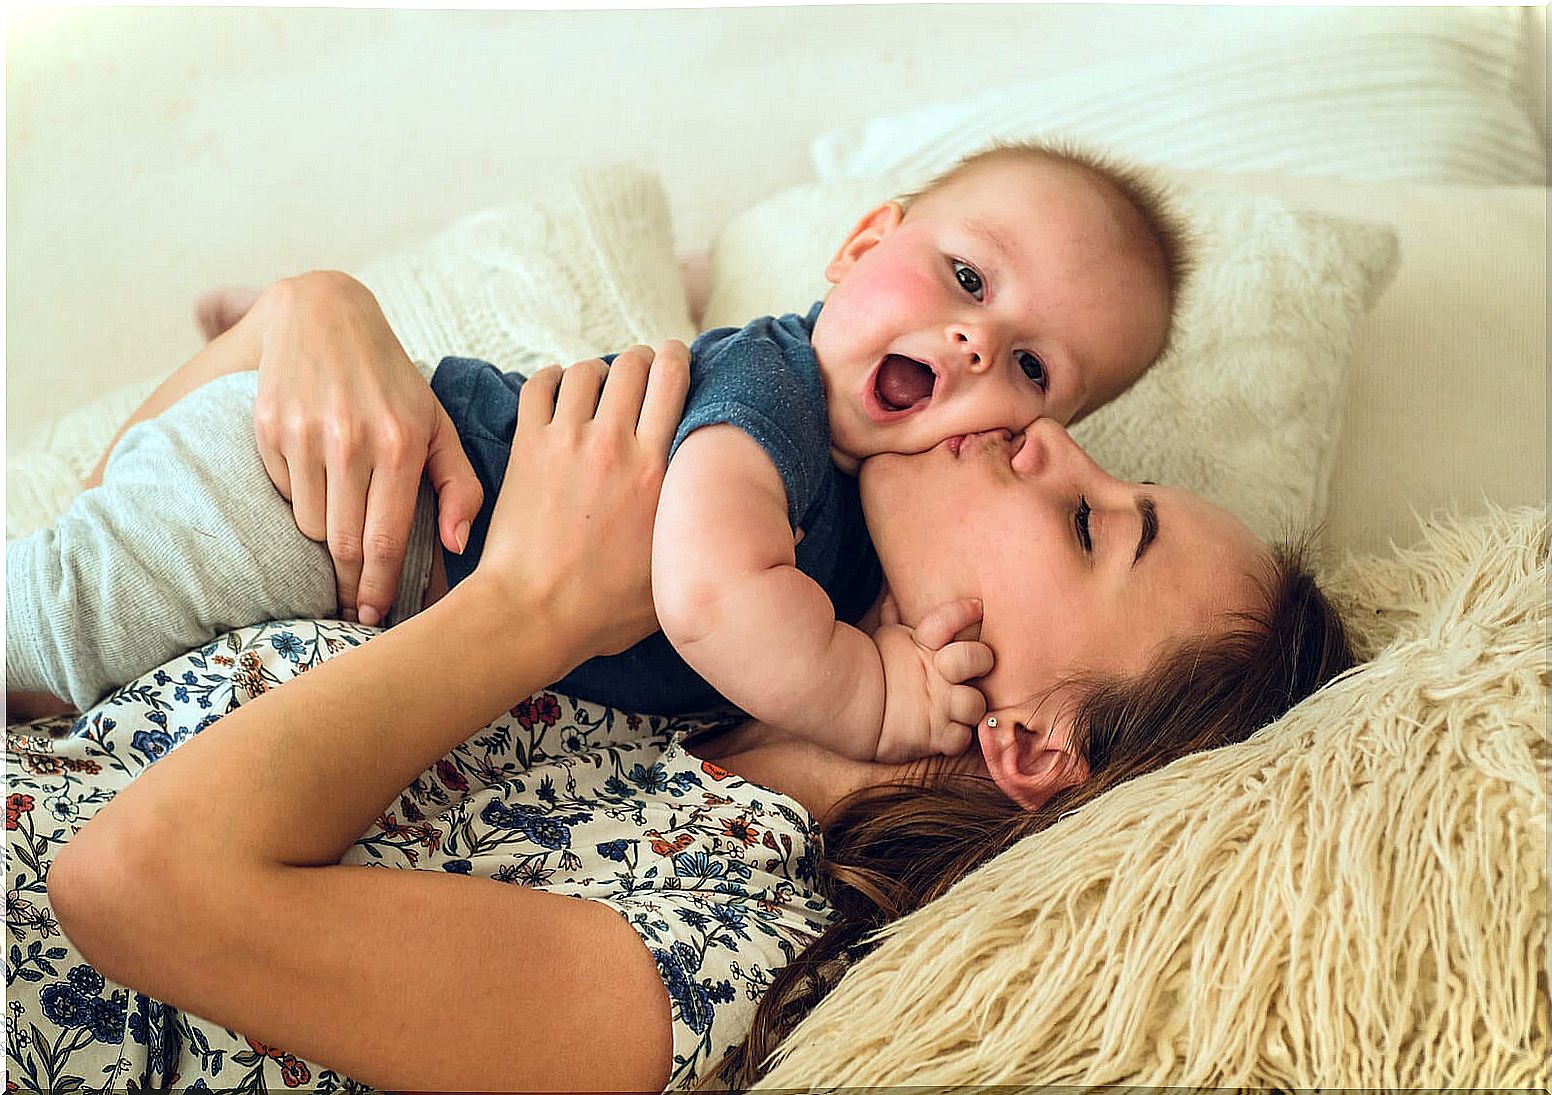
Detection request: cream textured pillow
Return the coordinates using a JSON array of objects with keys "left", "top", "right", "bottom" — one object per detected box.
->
[
  {"left": 704, "top": 175, "right": 1399, "bottom": 543},
  {"left": 1161, "top": 172, "right": 1547, "bottom": 558},
  {"left": 355, "top": 164, "right": 694, "bottom": 374},
  {"left": 5, "top": 165, "right": 694, "bottom": 540},
  {"left": 811, "top": 13, "right": 1546, "bottom": 187},
  {"left": 756, "top": 503, "right": 1549, "bottom": 1090}
]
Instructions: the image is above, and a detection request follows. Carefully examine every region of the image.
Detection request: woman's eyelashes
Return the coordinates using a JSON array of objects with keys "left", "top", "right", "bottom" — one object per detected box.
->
[
  {"left": 1074, "top": 495, "right": 1093, "bottom": 553},
  {"left": 950, "top": 258, "right": 1048, "bottom": 391}
]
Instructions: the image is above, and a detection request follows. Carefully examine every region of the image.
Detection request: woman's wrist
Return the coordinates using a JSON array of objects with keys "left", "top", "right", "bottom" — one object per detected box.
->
[{"left": 432, "top": 573, "right": 593, "bottom": 692}]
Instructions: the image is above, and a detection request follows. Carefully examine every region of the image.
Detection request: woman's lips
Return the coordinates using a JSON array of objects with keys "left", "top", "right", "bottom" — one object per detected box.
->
[{"left": 946, "top": 429, "right": 1018, "bottom": 458}]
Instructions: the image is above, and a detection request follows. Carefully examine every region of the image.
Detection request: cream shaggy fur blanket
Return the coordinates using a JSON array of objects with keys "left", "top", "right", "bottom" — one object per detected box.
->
[{"left": 756, "top": 503, "right": 1548, "bottom": 1090}]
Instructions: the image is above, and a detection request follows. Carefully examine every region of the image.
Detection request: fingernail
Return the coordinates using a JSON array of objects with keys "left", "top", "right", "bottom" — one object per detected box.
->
[
  {"left": 454, "top": 520, "right": 470, "bottom": 554},
  {"left": 359, "top": 605, "right": 381, "bottom": 627}
]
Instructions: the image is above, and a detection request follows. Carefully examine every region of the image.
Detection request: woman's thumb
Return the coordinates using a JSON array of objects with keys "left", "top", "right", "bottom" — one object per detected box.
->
[{"left": 426, "top": 406, "right": 483, "bottom": 554}]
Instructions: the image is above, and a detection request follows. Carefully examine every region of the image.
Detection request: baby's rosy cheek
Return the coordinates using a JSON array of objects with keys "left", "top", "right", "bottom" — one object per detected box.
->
[{"left": 858, "top": 265, "right": 943, "bottom": 317}]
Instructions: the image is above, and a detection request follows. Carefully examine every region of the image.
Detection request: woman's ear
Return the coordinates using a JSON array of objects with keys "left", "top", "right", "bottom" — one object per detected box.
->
[
  {"left": 978, "top": 703, "right": 1089, "bottom": 812},
  {"left": 824, "top": 201, "right": 906, "bottom": 284}
]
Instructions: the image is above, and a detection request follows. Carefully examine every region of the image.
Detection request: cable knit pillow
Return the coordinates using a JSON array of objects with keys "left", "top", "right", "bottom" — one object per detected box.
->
[
  {"left": 5, "top": 165, "right": 694, "bottom": 540},
  {"left": 703, "top": 175, "right": 1399, "bottom": 543},
  {"left": 757, "top": 503, "right": 1549, "bottom": 1089},
  {"left": 810, "top": 12, "right": 1546, "bottom": 186}
]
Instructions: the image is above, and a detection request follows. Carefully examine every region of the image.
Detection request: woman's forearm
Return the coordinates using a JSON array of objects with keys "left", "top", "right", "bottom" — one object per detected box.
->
[{"left": 70, "top": 576, "right": 581, "bottom": 871}]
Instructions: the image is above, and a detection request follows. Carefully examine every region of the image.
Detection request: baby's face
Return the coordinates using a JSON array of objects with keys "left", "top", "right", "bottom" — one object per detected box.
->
[{"left": 811, "top": 157, "right": 1172, "bottom": 466}]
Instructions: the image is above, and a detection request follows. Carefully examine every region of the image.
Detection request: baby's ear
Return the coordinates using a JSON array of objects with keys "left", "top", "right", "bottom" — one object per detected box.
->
[
  {"left": 824, "top": 201, "right": 905, "bottom": 284},
  {"left": 978, "top": 703, "right": 1089, "bottom": 812}
]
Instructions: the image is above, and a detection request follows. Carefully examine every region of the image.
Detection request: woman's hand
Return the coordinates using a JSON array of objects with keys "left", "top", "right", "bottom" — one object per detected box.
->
[
  {"left": 471, "top": 342, "right": 690, "bottom": 666},
  {"left": 250, "top": 271, "right": 485, "bottom": 627}
]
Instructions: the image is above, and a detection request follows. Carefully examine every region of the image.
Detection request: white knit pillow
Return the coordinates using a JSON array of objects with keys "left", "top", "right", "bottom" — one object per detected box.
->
[
  {"left": 356, "top": 164, "right": 695, "bottom": 373},
  {"left": 703, "top": 175, "right": 1400, "bottom": 542},
  {"left": 811, "top": 15, "right": 1546, "bottom": 187},
  {"left": 5, "top": 165, "right": 694, "bottom": 540},
  {"left": 756, "top": 503, "right": 1549, "bottom": 1089}
]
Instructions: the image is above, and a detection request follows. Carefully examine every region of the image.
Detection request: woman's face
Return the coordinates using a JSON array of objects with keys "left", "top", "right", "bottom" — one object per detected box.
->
[{"left": 859, "top": 419, "right": 1269, "bottom": 719}]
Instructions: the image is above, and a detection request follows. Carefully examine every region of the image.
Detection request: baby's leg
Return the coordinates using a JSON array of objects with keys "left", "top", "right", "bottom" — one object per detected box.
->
[{"left": 5, "top": 372, "right": 338, "bottom": 711}]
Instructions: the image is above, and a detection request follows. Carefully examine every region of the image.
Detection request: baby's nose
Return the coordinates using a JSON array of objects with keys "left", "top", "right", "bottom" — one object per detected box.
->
[{"left": 948, "top": 326, "right": 994, "bottom": 373}]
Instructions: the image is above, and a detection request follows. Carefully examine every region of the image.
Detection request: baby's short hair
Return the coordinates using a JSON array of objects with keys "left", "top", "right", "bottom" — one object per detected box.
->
[{"left": 897, "top": 138, "right": 1196, "bottom": 363}]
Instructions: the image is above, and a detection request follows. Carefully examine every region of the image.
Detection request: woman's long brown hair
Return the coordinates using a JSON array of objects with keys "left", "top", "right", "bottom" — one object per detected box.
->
[{"left": 701, "top": 540, "right": 1356, "bottom": 1089}]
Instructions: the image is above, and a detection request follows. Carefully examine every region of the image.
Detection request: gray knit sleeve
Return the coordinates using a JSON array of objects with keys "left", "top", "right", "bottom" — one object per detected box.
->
[{"left": 5, "top": 372, "right": 338, "bottom": 710}]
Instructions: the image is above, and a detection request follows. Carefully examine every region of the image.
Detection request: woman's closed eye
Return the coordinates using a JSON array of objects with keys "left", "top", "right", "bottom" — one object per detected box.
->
[{"left": 1074, "top": 495, "right": 1093, "bottom": 553}]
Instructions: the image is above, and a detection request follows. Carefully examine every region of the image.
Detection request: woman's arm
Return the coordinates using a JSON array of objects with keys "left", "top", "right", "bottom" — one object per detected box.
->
[
  {"left": 87, "top": 270, "right": 484, "bottom": 628},
  {"left": 49, "top": 343, "right": 690, "bottom": 1093}
]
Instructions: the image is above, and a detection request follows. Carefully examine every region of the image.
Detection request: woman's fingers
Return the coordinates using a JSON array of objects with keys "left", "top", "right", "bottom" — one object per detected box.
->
[
  {"left": 594, "top": 345, "right": 654, "bottom": 428},
  {"left": 517, "top": 365, "right": 563, "bottom": 435},
  {"left": 637, "top": 340, "right": 690, "bottom": 454},
  {"left": 286, "top": 455, "right": 329, "bottom": 544},
  {"left": 552, "top": 357, "right": 609, "bottom": 426},
  {"left": 425, "top": 401, "right": 484, "bottom": 557},
  {"left": 324, "top": 454, "right": 373, "bottom": 623},
  {"left": 352, "top": 462, "right": 426, "bottom": 627}
]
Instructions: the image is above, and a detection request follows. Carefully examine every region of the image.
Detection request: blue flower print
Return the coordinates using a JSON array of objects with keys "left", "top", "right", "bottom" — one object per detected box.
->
[
  {"left": 671, "top": 850, "right": 725, "bottom": 882},
  {"left": 6, "top": 620, "right": 834, "bottom": 1094},
  {"left": 67, "top": 963, "right": 104, "bottom": 996},
  {"left": 654, "top": 942, "right": 713, "bottom": 1035},
  {"left": 603, "top": 774, "right": 633, "bottom": 798},
  {"left": 269, "top": 632, "right": 305, "bottom": 661},
  {"left": 596, "top": 839, "right": 630, "bottom": 862},
  {"left": 480, "top": 802, "right": 588, "bottom": 851},
  {"left": 39, "top": 965, "right": 124, "bottom": 1043},
  {"left": 39, "top": 982, "right": 87, "bottom": 1027},
  {"left": 130, "top": 728, "right": 174, "bottom": 762},
  {"left": 87, "top": 996, "right": 126, "bottom": 1044},
  {"left": 710, "top": 903, "right": 750, "bottom": 938},
  {"left": 627, "top": 763, "right": 670, "bottom": 795},
  {"left": 707, "top": 980, "right": 736, "bottom": 1005}
]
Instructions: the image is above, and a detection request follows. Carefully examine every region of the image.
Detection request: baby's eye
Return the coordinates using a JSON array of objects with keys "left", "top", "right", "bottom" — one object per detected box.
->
[
  {"left": 1017, "top": 350, "right": 1047, "bottom": 390},
  {"left": 951, "top": 260, "right": 984, "bottom": 301}
]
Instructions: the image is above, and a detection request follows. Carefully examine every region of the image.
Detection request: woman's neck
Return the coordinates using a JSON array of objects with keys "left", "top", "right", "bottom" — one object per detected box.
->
[{"left": 684, "top": 719, "right": 989, "bottom": 823}]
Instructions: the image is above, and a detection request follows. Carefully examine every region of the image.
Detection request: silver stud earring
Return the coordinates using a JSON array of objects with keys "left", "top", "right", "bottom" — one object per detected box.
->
[{"left": 986, "top": 716, "right": 998, "bottom": 728}]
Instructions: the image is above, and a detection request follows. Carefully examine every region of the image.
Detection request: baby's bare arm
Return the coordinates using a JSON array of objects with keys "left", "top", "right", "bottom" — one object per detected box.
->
[{"left": 653, "top": 425, "right": 887, "bottom": 759}]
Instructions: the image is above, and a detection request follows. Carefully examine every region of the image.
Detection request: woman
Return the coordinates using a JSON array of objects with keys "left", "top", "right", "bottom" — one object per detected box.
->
[{"left": 9, "top": 287, "right": 1352, "bottom": 1092}]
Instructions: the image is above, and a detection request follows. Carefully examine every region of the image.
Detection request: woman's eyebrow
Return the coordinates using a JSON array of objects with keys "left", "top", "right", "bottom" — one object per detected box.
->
[{"left": 1132, "top": 495, "right": 1158, "bottom": 567}]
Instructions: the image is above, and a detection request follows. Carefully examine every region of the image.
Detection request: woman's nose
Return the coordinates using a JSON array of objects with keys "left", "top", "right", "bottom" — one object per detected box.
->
[{"left": 1012, "top": 418, "right": 1109, "bottom": 482}]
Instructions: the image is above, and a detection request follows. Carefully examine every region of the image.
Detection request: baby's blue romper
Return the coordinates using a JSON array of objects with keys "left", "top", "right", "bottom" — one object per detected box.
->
[{"left": 433, "top": 302, "right": 883, "bottom": 715}]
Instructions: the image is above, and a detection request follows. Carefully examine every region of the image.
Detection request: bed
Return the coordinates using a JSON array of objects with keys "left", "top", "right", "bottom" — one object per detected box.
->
[{"left": 7, "top": 5, "right": 1547, "bottom": 1088}]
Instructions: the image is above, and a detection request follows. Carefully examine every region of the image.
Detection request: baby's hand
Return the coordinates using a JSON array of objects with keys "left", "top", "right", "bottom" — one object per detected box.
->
[{"left": 873, "top": 596, "right": 993, "bottom": 763}]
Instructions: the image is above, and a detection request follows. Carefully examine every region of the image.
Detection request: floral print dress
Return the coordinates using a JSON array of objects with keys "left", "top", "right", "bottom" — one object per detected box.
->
[{"left": 6, "top": 619, "right": 836, "bottom": 1093}]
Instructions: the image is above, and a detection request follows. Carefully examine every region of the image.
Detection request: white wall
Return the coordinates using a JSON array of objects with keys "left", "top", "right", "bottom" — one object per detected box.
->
[{"left": 6, "top": 4, "right": 1540, "bottom": 444}]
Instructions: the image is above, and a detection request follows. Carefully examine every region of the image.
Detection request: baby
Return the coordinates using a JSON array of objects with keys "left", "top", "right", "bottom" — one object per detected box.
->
[{"left": 7, "top": 140, "right": 1190, "bottom": 763}]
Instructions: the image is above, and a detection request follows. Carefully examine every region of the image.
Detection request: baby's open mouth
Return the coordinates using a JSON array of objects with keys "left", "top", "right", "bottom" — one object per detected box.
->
[{"left": 874, "top": 354, "right": 936, "bottom": 413}]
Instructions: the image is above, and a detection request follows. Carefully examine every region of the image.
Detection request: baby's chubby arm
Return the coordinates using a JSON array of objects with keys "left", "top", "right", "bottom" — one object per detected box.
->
[{"left": 654, "top": 425, "right": 990, "bottom": 761}]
